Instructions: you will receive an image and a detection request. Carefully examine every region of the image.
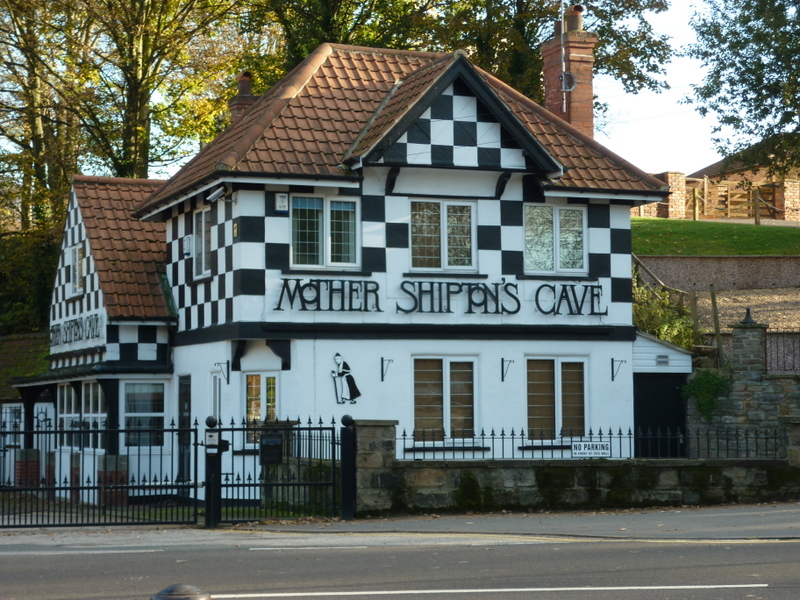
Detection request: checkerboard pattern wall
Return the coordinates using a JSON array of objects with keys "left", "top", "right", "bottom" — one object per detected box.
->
[
  {"left": 167, "top": 196, "right": 237, "bottom": 331},
  {"left": 380, "top": 82, "right": 528, "bottom": 170},
  {"left": 49, "top": 194, "right": 172, "bottom": 370},
  {"left": 51, "top": 194, "right": 101, "bottom": 325},
  {"left": 160, "top": 86, "right": 633, "bottom": 333}
]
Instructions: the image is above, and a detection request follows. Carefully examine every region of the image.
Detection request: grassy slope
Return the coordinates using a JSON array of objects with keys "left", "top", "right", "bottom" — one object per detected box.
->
[{"left": 631, "top": 217, "right": 800, "bottom": 256}]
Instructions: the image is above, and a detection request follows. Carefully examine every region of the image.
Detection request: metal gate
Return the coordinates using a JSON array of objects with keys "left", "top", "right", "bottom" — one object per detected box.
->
[
  {"left": 0, "top": 422, "right": 200, "bottom": 528},
  {"left": 207, "top": 419, "right": 340, "bottom": 525},
  {"left": 1, "top": 419, "right": 342, "bottom": 528}
]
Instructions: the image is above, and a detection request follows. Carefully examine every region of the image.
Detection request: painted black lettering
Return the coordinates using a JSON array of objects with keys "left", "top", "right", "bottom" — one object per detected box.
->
[
  {"left": 396, "top": 280, "right": 418, "bottom": 314},
  {"left": 535, "top": 284, "right": 556, "bottom": 314}
]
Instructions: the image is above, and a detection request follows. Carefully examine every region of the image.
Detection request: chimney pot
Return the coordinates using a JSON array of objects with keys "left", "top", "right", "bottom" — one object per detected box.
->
[
  {"left": 565, "top": 5, "right": 585, "bottom": 32},
  {"left": 237, "top": 72, "right": 253, "bottom": 96}
]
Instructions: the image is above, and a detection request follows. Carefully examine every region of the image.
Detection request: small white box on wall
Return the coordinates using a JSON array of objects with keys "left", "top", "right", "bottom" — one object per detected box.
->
[{"left": 275, "top": 193, "right": 289, "bottom": 213}]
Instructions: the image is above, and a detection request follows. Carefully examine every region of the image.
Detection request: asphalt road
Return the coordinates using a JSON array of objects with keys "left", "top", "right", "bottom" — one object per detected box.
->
[{"left": 1, "top": 503, "right": 799, "bottom": 600}]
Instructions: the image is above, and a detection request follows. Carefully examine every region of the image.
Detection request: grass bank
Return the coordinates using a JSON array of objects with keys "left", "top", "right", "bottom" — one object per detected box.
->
[{"left": 631, "top": 217, "right": 800, "bottom": 256}]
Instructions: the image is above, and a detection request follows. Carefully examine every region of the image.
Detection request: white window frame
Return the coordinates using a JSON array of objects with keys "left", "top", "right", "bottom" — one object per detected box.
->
[
  {"left": 526, "top": 357, "right": 587, "bottom": 441},
  {"left": 244, "top": 373, "right": 279, "bottom": 443},
  {"left": 193, "top": 206, "right": 212, "bottom": 279},
  {"left": 290, "top": 195, "right": 360, "bottom": 268},
  {"left": 410, "top": 200, "right": 476, "bottom": 271},
  {"left": 56, "top": 382, "right": 106, "bottom": 450},
  {"left": 523, "top": 204, "right": 588, "bottom": 275},
  {"left": 70, "top": 243, "right": 85, "bottom": 296},
  {"left": 123, "top": 382, "right": 165, "bottom": 447},
  {"left": 413, "top": 357, "right": 476, "bottom": 440}
]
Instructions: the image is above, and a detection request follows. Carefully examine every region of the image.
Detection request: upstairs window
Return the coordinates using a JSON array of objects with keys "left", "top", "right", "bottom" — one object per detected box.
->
[
  {"left": 524, "top": 205, "right": 586, "bottom": 274},
  {"left": 70, "top": 244, "right": 85, "bottom": 295},
  {"left": 291, "top": 196, "right": 358, "bottom": 267},
  {"left": 193, "top": 207, "right": 212, "bottom": 278},
  {"left": 411, "top": 201, "right": 474, "bottom": 270}
]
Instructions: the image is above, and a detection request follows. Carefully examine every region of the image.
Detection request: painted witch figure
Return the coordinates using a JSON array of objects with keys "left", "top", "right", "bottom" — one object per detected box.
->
[{"left": 332, "top": 353, "right": 361, "bottom": 404}]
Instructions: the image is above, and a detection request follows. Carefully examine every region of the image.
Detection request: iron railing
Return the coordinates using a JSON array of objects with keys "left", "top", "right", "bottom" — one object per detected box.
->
[
  {"left": 0, "top": 421, "right": 199, "bottom": 528},
  {"left": 213, "top": 417, "right": 340, "bottom": 522},
  {"left": 766, "top": 330, "right": 800, "bottom": 374},
  {"left": 399, "top": 425, "right": 787, "bottom": 460}
]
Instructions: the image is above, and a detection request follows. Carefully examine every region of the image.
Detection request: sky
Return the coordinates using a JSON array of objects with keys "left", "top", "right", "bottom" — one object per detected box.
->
[{"left": 593, "top": 0, "right": 721, "bottom": 176}]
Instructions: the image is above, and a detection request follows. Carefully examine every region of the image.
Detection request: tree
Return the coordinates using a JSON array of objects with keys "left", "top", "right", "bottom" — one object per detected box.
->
[
  {"left": 243, "top": 0, "right": 438, "bottom": 71},
  {"left": 428, "top": 0, "right": 673, "bottom": 104},
  {"left": 688, "top": 0, "right": 800, "bottom": 176},
  {"left": 51, "top": 0, "right": 241, "bottom": 178}
]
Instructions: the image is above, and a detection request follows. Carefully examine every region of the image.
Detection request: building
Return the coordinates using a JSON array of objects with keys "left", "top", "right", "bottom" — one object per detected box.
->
[{"left": 13, "top": 15, "right": 692, "bottom": 467}]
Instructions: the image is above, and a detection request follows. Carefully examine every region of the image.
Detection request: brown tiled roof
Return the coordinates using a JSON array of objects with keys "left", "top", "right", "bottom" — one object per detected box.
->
[
  {"left": 0, "top": 333, "right": 49, "bottom": 401},
  {"left": 73, "top": 176, "right": 172, "bottom": 320},
  {"left": 137, "top": 44, "right": 666, "bottom": 217}
]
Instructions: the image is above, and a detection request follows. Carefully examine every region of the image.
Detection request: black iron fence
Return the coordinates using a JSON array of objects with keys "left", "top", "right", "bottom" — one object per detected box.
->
[
  {"left": 766, "top": 330, "right": 800, "bottom": 374},
  {"left": 0, "top": 421, "right": 199, "bottom": 528},
  {"left": 705, "top": 330, "right": 800, "bottom": 375},
  {"left": 209, "top": 418, "right": 340, "bottom": 524},
  {"left": 399, "top": 425, "right": 787, "bottom": 460}
]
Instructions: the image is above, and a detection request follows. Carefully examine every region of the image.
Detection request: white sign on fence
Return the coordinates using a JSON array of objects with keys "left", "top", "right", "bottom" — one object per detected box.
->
[{"left": 571, "top": 441, "right": 611, "bottom": 458}]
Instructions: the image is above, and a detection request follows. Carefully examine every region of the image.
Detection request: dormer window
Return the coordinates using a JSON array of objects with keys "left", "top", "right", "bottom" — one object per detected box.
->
[
  {"left": 524, "top": 204, "right": 587, "bottom": 275},
  {"left": 193, "top": 206, "right": 212, "bottom": 278},
  {"left": 290, "top": 195, "right": 358, "bottom": 267},
  {"left": 70, "top": 244, "right": 85, "bottom": 295},
  {"left": 411, "top": 200, "right": 474, "bottom": 270}
]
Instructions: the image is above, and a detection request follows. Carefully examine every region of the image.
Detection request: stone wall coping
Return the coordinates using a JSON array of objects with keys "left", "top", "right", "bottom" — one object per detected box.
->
[
  {"left": 778, "top": 416, "right": 800, "bottom": 425},
  {"left": 763, "top": 374, "right": 800, "bottom": 382},
  {"left": 353, "top": 419, "right": 399, "bottom": 427},
  {"left": 389, "top": 458, "right": 788, "bottom": 468}
]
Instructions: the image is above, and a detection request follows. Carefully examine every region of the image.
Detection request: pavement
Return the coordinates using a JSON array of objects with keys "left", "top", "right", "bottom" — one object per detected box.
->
[
  {"left": 3, "top": 502, "right": 798, "bottom": 546},
  {"left": 245, "top": 501, "right": 800, "bottom": 540}
]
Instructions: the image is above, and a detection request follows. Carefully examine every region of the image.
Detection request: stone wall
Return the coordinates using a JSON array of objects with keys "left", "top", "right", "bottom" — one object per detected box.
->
[
  {"left": 351, "top": 420, "right": 800, "bottom": 514},
  {"left": 688, "top": 319, "right": 800, "bottom": 429},
  {"left": 636, "top": 255, "right": 800, "bottom": 291}
]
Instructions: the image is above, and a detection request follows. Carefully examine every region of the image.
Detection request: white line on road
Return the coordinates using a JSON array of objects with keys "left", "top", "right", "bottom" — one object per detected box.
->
[
  {"left": 0, "top": 549, "right": 164, "bottom": 556},
  {"left": 250, "top": 547, "right": 369, "bottom": 551},
  {"left": 213, "top": 583, "right": 769, "bottom": 598}
]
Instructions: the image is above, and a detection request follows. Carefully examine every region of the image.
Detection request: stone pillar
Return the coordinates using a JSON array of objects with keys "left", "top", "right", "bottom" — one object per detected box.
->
[
  {"left": 777, "top": 180, "right": 800, "bottom": 222},
  {"left": 729, "top": 311, "right": 768, "bottom": 380},
  {"left": 778, "top": 416, "right": 800, "bottom": 466},
  {"left": 352, "top": 420, "right": 398, "bottom": 513}
]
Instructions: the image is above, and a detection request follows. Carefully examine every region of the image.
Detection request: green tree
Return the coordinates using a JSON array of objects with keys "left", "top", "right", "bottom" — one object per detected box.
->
[
  {"left": 688, "top": 0, "right": 800, "bottom": 176},
  {"left": 244, "top": 0, "right": 437, "bottom": 71},
  {"left": 429, "top": 0, "right": 672, "bottom": 103}
]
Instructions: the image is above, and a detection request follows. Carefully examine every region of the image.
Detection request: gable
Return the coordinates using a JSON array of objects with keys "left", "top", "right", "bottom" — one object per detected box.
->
[
  {"left": 353, "top": 57, "right": 562, "bottom": 177},
  {"left": 378, "top": 80, "right": 528, "bottom": 171}
]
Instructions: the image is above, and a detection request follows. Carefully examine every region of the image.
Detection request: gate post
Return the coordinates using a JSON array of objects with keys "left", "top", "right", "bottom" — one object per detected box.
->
[
  {"left": 340, "top": 415, "right": 356, "bottom": 520},
  {"left": 204, "top": 416, "right": 222, "bottom": 528}
]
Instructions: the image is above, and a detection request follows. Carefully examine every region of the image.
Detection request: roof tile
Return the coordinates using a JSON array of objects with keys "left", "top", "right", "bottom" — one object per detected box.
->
[
  {"left": 135, "top": 44, "right": 665, "bottom": 217},
  {"left": 72, "top": 176, "right": 170, "bottom": 321}
]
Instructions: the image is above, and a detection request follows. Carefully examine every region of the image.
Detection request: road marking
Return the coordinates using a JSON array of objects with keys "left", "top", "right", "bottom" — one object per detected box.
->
[
  {"left": 213, "top": 583, "right": 769, "bottom": 598},
  {"left": 0, "top": 549, "right": 163, "bottom": 556},
  {"left": 250, "top": 546, "right": 369, "bottom": 551}
]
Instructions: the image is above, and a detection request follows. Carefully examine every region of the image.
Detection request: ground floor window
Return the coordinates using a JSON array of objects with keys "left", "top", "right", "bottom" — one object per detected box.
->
[
  {"left": 527, "top": 359, "right": 585, "bottom": 438},
  {"left": 413, "top": 358, "right": 474, "bottom": 440},
  {"left": 245, "top": 374, "right": 278, "bottom": 443},
  {"left": 56, "top": 382, "right": 106, "bottom": 449},
  {"left": 124, "top": 382, "right": 164, "bottom": 446}
]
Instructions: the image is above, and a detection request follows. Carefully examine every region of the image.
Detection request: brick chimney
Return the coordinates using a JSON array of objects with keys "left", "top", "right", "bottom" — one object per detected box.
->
[
  {"left": 540, "top": 5, "right": 599, "bottom": 138},
  {"left": 228, "top": 72, "right": 258, "bottom": 125}
]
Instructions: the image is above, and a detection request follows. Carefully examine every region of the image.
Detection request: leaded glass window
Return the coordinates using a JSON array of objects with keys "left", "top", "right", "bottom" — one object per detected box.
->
[
  {"left": 411, "top": 201, "right": 473, "bottom": 270},
  {"left": 524, "top": 204, "right": 586, "bottom": 273},
  {"left": 291, "top": 196, "right": 358, "bottom": 267}
]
